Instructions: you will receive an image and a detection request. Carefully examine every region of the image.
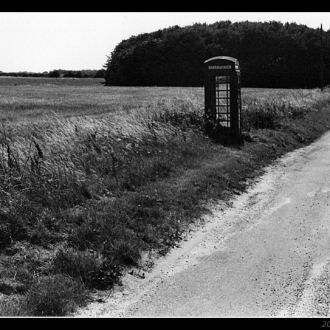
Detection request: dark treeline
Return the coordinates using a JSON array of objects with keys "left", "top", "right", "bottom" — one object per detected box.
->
[
  {"left": 104, "top": 20, "right": 330, "bottom": 88},
  {"left": 0, "top": 69, "right": 105, "bottom": 79}
]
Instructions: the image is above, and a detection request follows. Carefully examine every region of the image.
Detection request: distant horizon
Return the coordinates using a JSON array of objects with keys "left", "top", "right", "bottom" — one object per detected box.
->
[{"left": 0, "top": 68, "right": 103, "bottom": 73}]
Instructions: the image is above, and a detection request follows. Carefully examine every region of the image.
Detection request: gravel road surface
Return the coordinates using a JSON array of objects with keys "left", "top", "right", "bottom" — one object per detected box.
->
[{"left": 76, "top": 130, "right": 330, "bottom": 317}]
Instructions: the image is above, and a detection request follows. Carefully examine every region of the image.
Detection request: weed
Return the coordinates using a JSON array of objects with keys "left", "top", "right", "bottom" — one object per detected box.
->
[
  {"left": 20, "top": 274, "right": 88, "bottom": 316},
  {"left": 52, "top": 247, "right": 116, "bottom": 288},
  {"left": 1, "top": 79, "right": 330, "bottom": 316}
]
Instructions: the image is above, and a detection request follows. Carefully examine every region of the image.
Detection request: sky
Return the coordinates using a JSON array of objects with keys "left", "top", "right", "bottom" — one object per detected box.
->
[{"left": 1, "top": 12, "right": 329, "bottom": 73}]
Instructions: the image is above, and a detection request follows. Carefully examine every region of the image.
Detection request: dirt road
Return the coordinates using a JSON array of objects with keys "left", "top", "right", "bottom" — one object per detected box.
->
[{"left": 76, "top": 130, "right": 330, "bottom": 317}]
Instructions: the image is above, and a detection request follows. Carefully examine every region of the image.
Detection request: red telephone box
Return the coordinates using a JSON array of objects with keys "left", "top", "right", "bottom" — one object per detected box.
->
[{"left": 204, "top": 56, "right": 242, "bottom": 140}]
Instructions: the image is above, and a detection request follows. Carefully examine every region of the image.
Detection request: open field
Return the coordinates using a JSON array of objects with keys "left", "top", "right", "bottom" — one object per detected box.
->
[
  {"left": 0, "top": 77, "right": 203, "bottom": 121},
  {"left": 0, "top": 76, "right": 297, "bottom": 122},
  {"left": 1, "top": 77, "right": 330, "bottom": 316}
]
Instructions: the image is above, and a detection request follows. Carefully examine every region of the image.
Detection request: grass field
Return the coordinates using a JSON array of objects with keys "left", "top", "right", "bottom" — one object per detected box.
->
[
  {"left": 1, "top": 77, "right": 330, "bottom": 316},
  {"left": 0, "top": 77, "right": 205, "bottom": 121}
]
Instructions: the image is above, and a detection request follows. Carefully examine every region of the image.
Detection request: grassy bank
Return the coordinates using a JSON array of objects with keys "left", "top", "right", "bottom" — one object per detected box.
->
[{"left": 1, "top": 82, "right": 330, "bottom": 316}]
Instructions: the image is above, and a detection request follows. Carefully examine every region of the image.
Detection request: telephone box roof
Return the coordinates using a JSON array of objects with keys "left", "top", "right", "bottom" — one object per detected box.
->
[{"left": 204, "top": 56, "right": 239, "bottom": 65}]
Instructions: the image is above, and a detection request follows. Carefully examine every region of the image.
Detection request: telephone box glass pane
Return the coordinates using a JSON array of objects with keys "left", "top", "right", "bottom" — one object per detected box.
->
[
  {"left": 214, "top": 76, "right": 230, "bottom": 127},
  {"left": 217, "top": 90, "right": 229, "bottom": 98}
]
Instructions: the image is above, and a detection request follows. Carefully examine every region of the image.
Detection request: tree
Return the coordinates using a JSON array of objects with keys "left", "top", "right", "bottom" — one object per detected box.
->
[
  {"left": 75, "top": 71, "right": 83, "bottom": 78},
  {"left": 94, "top": 69, "right": 105, "bottom": 78},
  {"left": 103, "top": 21, "right": 330, "bottom": 88},
  {"left": 63, "top": 71, "right": 75, "bottom": 78},
  {"left": 49, "top": 70, "right": 60, "bottom": 78}
]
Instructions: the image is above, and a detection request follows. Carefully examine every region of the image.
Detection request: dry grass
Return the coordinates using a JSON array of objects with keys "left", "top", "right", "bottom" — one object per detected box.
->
[{"left": 1, "top": 78, "right": 330, "bottom": 316}]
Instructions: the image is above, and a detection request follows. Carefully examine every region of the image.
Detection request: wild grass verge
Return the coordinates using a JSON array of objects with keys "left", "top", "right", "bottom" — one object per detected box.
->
[{"left": 1, "top": 87, "right": 330, "bottom": 316}]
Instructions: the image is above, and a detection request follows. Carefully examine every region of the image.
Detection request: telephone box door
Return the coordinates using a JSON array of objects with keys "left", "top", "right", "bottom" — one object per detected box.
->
[{"left": 204, "top": 56, "right": 241, "bottom": 138}]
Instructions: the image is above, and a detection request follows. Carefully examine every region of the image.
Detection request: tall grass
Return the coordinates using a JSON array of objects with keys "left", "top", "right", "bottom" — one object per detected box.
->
[
  {"left": 1, "top": 83, "right": 330, "bottom": 316},
  {"left": 242, "top": 89, "right": 330, "bottom": 130},
  {"left": 0, "top": 92, "right": 208, "bottom": 315}
]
